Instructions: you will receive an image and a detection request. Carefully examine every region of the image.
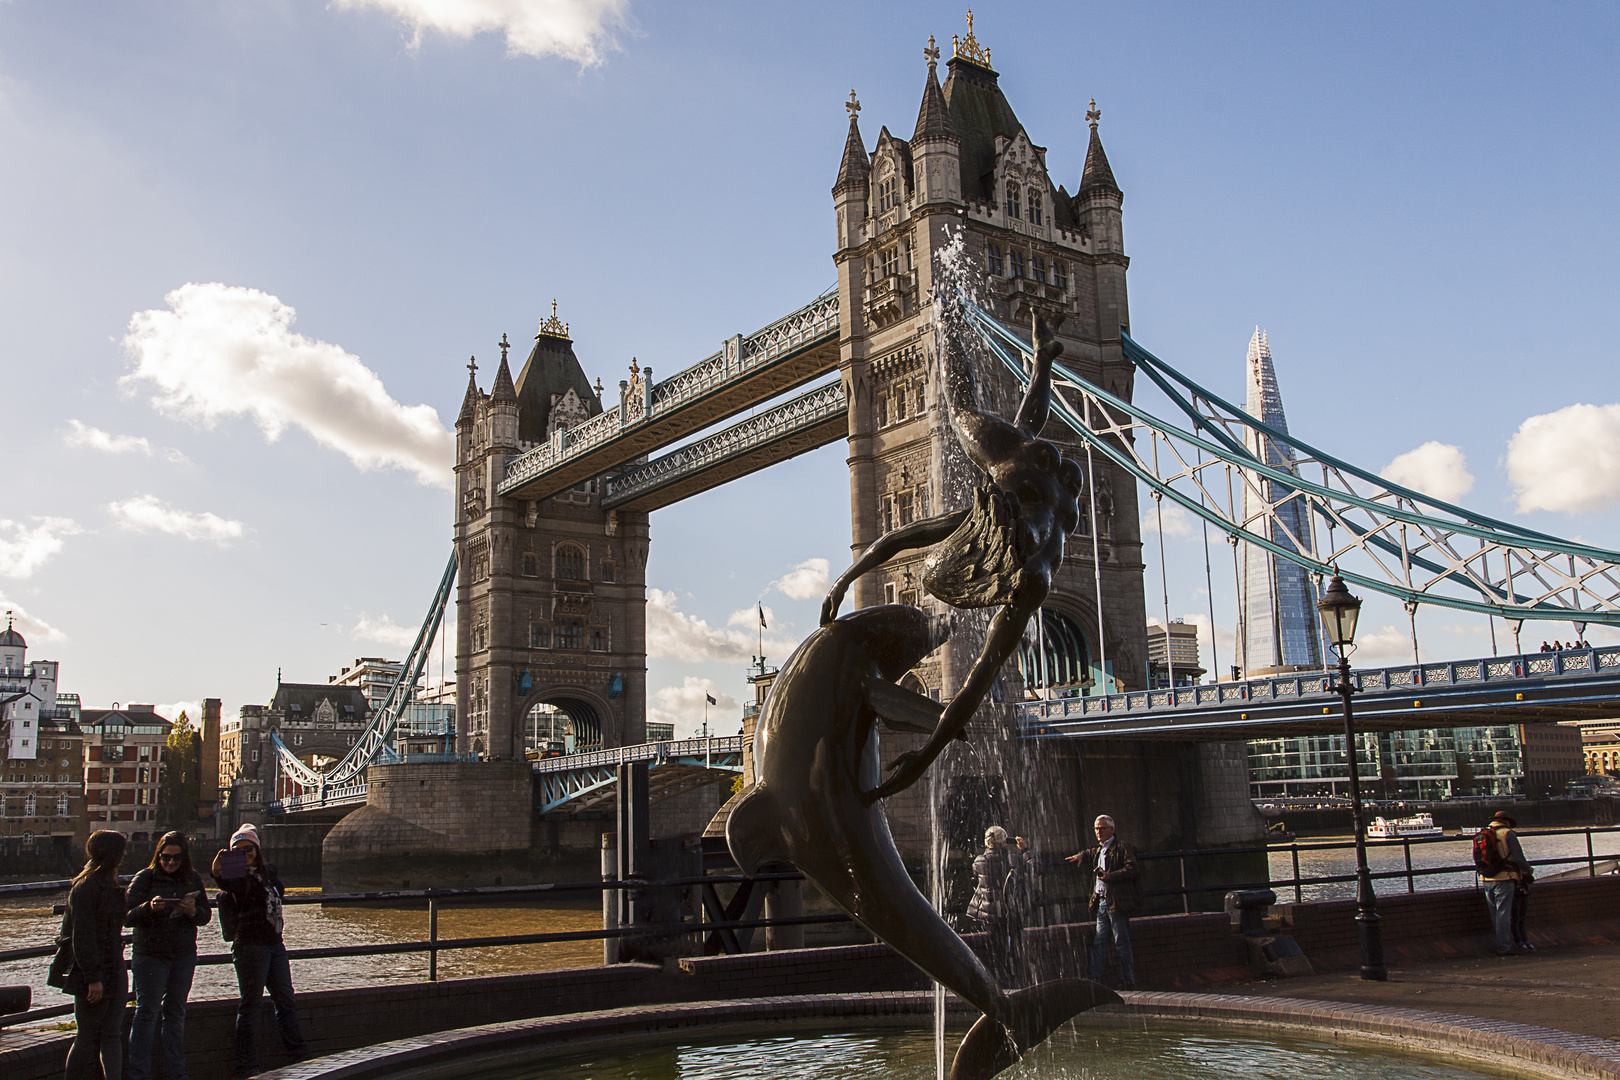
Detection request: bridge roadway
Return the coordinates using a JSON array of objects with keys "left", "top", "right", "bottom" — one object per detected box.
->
[
  {"left": 498, "top": 293, "right": 842, "bottom": 503},
  {"left": 1017, "top": 645, "right": 1620, "bottom": 742}
]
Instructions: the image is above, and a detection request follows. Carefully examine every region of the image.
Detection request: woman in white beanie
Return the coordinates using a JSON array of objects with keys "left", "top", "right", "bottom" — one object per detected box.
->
[{"left": 211, "top": 823, "right": 310, "bottom": 1076}]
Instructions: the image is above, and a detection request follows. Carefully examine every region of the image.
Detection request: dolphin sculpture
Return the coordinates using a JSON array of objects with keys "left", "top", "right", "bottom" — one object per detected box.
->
[{"left": 726, "top": 604, "right": 1119, "bottom": 1080}]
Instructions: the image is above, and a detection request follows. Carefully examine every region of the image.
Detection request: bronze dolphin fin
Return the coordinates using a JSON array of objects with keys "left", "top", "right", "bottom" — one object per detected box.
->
[
  {"left": 863, "top": 675, "right": 944, "bottom": 735},
  {"left": 948, "top": 978, "right": 1122, "bottom": 1080},
  {"left": 724, "top": 785, "right": 787, "bottom": 877}
]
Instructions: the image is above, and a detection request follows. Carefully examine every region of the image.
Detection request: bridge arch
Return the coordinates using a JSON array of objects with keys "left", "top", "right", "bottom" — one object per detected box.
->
[
  {"left": 513, "top": 685, "right": 610, "bottom": 757},
  {"left": 1018, "top": 605, "right": 1099, "bottom": 696}
]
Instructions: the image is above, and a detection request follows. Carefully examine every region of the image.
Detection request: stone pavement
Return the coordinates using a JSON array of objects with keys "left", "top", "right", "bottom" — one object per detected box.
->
[{"left": 1239, "top": 942, "right": 1620, "bottom": 1041}]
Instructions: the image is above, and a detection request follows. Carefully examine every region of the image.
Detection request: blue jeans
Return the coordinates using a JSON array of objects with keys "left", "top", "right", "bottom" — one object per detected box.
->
[
  {"left": 65, "top": 969, "right": 126, "bottom": 1080},
  {"left": 231, "top": 943, "right": 310, "bottom": 1077},
  {"left": 1484, "top": 879, "right": 1515, "bottom": 953},
  {"left": 129, "top": 952, "right": 196, "bottom": 1080},
  {"left": 1088, "top": 897, "right": 1135, "bottom": 987}
]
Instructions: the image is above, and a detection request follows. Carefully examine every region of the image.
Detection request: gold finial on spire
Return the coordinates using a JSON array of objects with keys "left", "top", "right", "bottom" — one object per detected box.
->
[
  {"left": 924, "top": 35, "right": 940, "bottom": 69},
  {"left": 537, "top": 299, "right": 570, "bottom": 341},
  {"left": 1086, "top": 98, "right": 1101, "bottom": 131},
  {"left": 846, "top": 89, "right": 860, "bottom": 120},
  {"left": 953, "top": 10, "right": 991, "bottom": 67}
]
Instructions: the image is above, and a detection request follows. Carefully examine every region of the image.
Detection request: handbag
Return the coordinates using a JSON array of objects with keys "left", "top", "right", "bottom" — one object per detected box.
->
[{"left": 45, "top": 908, "right": 83, "bottom": 995}]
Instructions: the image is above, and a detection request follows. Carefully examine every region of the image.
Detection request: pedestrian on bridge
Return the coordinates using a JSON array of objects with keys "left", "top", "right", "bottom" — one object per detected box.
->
[
  {"left": 125, "top": 831, "right": 211, "bottom": 1080},
  {"left": 212, "top": 824, "right": 311, "bottom": 1077},
  {"left": 1065, "top": 815, "right": 1140, "bottom": 990}
]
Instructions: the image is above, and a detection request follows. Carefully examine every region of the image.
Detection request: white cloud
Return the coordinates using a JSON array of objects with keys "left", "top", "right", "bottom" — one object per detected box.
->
[
  {"left": 63, "top": 420, "right": 188, "bottom": 464},
  {"left": 1505, "top": 402, "right": 1620, "bottom": 515},
  {"left": 121, "top": 283, "right": 454, "bottom": 489},
  {"left": 728, "top": 604, "right": 775, "bottom": 629},
  {"left": 647, "top": 676, "right": 739, "bottom": 737},
  {"left": 335, "top": 0, "right": 630, "bottom": 65},
  {"left": 646, "top": 588, "right": 796, "bottom": 663},
  {"left": 0, "top": 596, "right": 67, "bottom": 643},
  {"left": 768, "top": 557, "right": 830, "bottom": 601},
  {"left": 155, "top": 701, "right": 200, "bottom": 727},
  {"left": 351, "top": 613, "right": 418, "bottom": 650},
  {"left": 0, "top": 517, "right": 81, "bottom": 579},
  {"left": 108, "top": 495, "right": 244, "bottom": 545},
  {"left": 1349, "top": 624, "right": 1420, "bottom": 666},
  {"left": 1140, "top": 500, "right": 1192, "bottom": 537},
  {"left": 1379, "top": 441, "right": 1474, "bottom": 504}
]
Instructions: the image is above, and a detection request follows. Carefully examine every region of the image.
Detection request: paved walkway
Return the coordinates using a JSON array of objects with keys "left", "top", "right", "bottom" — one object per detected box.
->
[{"left": 1239, "top": 942, "right": 1620, "bottom": 1041}]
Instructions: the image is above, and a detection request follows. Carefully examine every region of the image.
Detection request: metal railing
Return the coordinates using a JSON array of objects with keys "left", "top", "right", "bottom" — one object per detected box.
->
[
  {"left": 1134, "top": 823, "right": 1620, "bottom": 914},
  {"left": 0, "top": 872, "right": 848, "bottom": 1029}
]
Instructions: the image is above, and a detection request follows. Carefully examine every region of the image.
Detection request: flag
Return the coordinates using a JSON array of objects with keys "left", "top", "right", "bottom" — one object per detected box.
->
[
  {"left": 758, "top": 602, "right": 767, "bottom": 629},
  {"left": 705, "top": 694, "right": 717, "bottom": 706}
]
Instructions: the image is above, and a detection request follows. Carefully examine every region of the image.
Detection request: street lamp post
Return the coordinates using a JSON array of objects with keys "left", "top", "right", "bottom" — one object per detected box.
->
[{"left": 1317, "top": 573, "right": 1387, "bottom": 981}]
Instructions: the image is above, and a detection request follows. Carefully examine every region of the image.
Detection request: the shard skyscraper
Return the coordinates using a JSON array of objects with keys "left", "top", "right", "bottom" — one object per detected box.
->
[{"left": 1238, "top": 329, "right": 1323, "bottom": 676}]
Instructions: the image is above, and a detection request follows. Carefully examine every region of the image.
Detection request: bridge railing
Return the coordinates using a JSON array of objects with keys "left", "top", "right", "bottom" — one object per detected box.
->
[
  {"left": 1017, "top": 645, "right": 1620, "bottom": 727},
  {"left": 530, "top": 735, "right": 745, "bottom": 774}
]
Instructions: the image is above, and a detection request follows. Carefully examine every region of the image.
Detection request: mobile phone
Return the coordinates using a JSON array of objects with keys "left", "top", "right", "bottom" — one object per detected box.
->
[{"left": 218, "top": 851, "right": 250, "bottom": 880}]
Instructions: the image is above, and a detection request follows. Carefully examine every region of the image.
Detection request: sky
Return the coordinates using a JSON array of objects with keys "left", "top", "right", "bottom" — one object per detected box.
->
[{"left": 3, "top": 2, "right": 1620, "bottom": 735}]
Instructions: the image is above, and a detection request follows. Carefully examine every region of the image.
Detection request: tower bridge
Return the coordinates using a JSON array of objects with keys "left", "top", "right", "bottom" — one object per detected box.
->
[{"left": 283, "top": 24, "right": 1620, "bottom": 888}]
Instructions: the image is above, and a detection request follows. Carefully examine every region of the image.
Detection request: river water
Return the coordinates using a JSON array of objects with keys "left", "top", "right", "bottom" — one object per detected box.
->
[{"left": 5, "top": 829, "right": 1615, "bottom": 1012}]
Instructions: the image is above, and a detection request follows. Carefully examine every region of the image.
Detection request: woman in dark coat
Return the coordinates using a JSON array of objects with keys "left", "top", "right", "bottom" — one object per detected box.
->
[
  {"left": 211, "top": 823, "right": 310, "bottom": 1078},
  {"left": 125, "top": 830, "right": 212, "bottom": 1080},
  {"left": 62, "top": 829, "right": 128, "bottom": 1080},
  {"left": 967, "top": 825, "right": 1036, "bottom": 986}
]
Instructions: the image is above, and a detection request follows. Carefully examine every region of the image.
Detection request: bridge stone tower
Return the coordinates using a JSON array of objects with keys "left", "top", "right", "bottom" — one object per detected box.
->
[
  {"left": 833, "top": 30, "right": 1147, "bottom": 704},
  {"left": 831, "top": 24, "right": 1262, "bottom": 876},
  {"left": 454, "top": 311, "right": 650, "bottom": 761}
]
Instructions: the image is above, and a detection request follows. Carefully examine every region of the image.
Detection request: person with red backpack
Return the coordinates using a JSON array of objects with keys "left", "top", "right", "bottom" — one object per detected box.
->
[{"left": 1475, "top": 810, "right": 1531, "bottom": 955}]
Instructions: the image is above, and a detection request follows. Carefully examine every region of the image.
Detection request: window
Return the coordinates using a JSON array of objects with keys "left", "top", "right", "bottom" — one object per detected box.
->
[
  {"left": 590, "top": 627, "right": 607, "bottom": 652},
  {"left": 884, "top": 582, "right": 898, "bottom": 605},
  {"left": 894, "top": 387, "right": 907, "bottom": 421},
  {"left": 915, "top": 385, "right": 926, "bottom": 416},
  {"left": 1009, "top": 250, "right": 1024, "bottom": 278},
  {"left": 904, "top": 236, "right": 914, "bottom": 272},
  {"left": 24, "top": 794, "right": 35, "bottom": 816},
  {"left": 881, "top": 245, "right": 899, "bottom": 278},
  {"left": 559, "top": 620, "right": 585, "bottom": 651},
  {"left": 881, "top": 496, "right": 895, "bottom": 533},
  {"left": 1005, "top": 185, "right": 1020, "bottom": 220},
  {"left": 986, "top": 244, "right": 1003, "bottom": 276},
  {"left": 1054, "top": 261, "right": 1067, "bottom": 290},
  {"left": 896, "top": 490, "right": 915, "bottom": 527},
  {"left": 1032, "top": 256, "right": 1046, "bottom": 284},
  {"left": 877, "top": 176, "right": 898, "bottom": 212},
  {"left": 1028, "top": 187, "right": 1042, "bottom": 225},
  {"left": 522, "top": 553, "right": 537, "bottom": 576},
  {"left": 57, "top": 794, "right": 67, "bottom": 815},
  {"left": 554, "top": 544, "right": 586, "bottom": 581},
  {"left": 601, "top": 561, "right": 615, "bottom": 583},
  {"left": 251, "top": 749, "right": 259, "bottom": 762},
  {"left": 530, "top": 624, "right": 550, "bottom": 648},
  {"left": 876, "top": 396, "right": 888, "bottom": 427}
]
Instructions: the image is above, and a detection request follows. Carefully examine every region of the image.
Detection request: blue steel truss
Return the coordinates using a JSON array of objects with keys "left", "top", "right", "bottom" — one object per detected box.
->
[
  {"left": 532, "top": 736, "right": 743, "bottom": 814},
  {"left": 271, "top": 551, "right": 457, "bottom": 813},
  {"left": 960, "top": 300, "right": 1620, "bottom": 627}
]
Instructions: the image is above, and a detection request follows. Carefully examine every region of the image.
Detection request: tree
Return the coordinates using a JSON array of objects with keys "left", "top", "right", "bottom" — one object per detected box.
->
[{"left": 159, "top": 711, "right": 200, "bottom": 830}]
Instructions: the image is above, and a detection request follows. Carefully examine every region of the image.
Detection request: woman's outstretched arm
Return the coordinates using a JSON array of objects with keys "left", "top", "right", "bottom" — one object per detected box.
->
[{"left": 821, "top": 509, "right": 967, "bottom": 624}]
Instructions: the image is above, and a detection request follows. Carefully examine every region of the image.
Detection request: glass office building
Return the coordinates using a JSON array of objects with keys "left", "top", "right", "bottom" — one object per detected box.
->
[{"left": 1249, "top": 725, "right": 1524, "bottom": 800}]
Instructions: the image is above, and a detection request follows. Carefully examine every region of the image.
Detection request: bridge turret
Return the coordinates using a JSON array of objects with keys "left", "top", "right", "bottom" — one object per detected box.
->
[
  {"left": 832, "top": 90, "right": 870, "bottom": 254},
  {"left": 910, "top": 38, "right": 961, "bottom": 207}
]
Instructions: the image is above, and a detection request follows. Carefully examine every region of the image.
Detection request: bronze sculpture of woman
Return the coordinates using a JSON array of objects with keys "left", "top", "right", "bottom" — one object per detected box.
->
[{"left": 821, "top": 309, "right": 1085, "bottom": 802}]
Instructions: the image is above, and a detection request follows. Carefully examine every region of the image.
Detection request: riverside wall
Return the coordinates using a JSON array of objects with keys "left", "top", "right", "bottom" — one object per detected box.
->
[{"left": 6, "top": 875, "right": 1619, "bottom": 1080}]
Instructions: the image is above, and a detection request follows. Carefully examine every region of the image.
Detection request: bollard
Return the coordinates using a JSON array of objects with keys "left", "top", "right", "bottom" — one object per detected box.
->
[
  {"left": 427, "top": 891, "right": 438, "bottom": 982},
  {"left": 601, "top": 834, "right": 620, "bottom": 965}
]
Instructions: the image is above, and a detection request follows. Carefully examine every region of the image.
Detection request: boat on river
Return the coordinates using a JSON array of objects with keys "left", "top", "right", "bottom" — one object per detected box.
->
[{"left": 1366, "top": 813, "right": 1444, "bottom": 839}]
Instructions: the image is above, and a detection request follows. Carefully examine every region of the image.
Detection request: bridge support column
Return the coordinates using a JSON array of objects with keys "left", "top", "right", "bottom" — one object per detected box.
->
[
  {"left": 762, "top": 864, "right": 803, "bottom": 951},
  {"left": 616, "top": 761, "right": 649, "bottom": 925}
]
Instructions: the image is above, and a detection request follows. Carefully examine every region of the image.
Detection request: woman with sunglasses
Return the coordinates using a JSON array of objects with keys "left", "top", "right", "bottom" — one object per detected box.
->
[{"left": 124, "top": 831, "right": 211, "bottom": 1080}]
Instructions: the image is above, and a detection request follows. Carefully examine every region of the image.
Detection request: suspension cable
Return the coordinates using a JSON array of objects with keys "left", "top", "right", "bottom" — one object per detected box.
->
[{"left": 1083, "top": 394, "right": 1107, "bottom": 693}]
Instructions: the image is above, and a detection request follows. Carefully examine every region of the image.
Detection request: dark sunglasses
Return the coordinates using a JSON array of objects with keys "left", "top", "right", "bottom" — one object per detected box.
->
[{"left": 157, "top": 853, "right": 183, "bottom": 863}]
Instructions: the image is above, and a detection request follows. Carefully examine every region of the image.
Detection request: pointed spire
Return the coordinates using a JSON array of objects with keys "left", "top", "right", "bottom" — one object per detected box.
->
[
  {"left": 458, "top": 355, "right": 480, "bottom": 423},
  {"left": 833, "top": 89, "right": 871, "bottom": 195},
  {"left": 1079, "top": 99, "right": 1120, "bottom": 196},
  {"left": 490, "top": 333, "right": 517, "bottom": 404},
  {"left": 913, "top": 36, "right": 958, "bottom": 144}
]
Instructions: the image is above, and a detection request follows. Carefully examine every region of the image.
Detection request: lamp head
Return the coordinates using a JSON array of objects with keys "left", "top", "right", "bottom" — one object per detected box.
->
[{"left": 1316, "top": 574, "right": 1362, "bottom": 654}]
